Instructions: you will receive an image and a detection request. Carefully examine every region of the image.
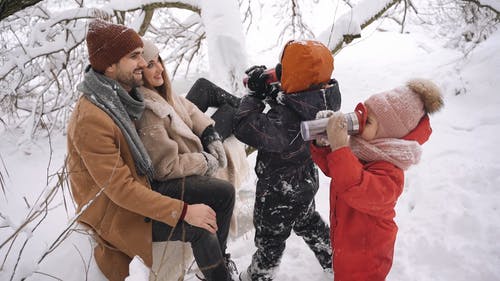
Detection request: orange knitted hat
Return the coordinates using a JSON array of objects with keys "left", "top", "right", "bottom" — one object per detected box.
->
[
  {"left": 280, "top": 40, "right": 334, "bottom": 94},
  {"left": 86, "top": 19, "right": 143, "bottom": 73}
]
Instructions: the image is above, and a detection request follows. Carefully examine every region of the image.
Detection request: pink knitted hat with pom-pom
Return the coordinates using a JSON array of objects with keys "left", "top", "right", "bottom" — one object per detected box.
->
[{"left": 364, "top": 79, "right": 444, "bottom": 139}]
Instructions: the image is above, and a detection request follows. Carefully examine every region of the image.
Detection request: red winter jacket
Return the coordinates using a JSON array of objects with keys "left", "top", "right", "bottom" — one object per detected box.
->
[{"left": 311, "top": 116, "right": 432, "bottom": 281}]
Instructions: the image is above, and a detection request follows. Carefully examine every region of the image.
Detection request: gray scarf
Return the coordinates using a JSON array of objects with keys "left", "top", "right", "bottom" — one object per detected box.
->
[{"left": 77, "top": 68, "right": 154, "bottom": 181}]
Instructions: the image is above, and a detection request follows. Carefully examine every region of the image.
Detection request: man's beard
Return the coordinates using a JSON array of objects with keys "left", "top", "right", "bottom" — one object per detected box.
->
[{"left": 117, "top": 68, "right": 144, "bottom": 89}]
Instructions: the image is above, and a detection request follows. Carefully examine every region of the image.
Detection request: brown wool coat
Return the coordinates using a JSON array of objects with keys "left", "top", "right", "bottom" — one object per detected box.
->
[
  {"left": 66, "top": 96, "right": 185, "bottom": 281},
  {"left": 136, "top": 87, "right": 214, "bottom": 180}
]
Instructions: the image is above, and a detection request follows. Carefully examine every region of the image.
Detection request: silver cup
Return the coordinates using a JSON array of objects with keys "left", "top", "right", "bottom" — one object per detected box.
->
[{"left": 300, "top": 111, "right": 361, "bottom": 141}]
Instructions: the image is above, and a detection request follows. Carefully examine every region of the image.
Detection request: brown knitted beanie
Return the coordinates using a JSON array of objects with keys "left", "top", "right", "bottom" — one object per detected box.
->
[{"left": 86, "top": 19, "right": 143, "bottom": 73}]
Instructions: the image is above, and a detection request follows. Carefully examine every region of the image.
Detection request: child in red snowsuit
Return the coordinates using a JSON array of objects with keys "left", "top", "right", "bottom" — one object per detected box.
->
[{"left": 310, "top": 79, "right": 444, "bottom": 281}]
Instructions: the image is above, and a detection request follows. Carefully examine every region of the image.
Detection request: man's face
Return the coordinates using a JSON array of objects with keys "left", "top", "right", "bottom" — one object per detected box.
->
[{"left": 106, "top": 47, "right": 147, "bottom": 92}]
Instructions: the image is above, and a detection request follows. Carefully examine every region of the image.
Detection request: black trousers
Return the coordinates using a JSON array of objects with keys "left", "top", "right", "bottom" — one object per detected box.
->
[
  {"left": 151, "top": 175, "right": 235, "bottom": 281},
  {"left": 186, "top": 78, "right": 241, "bottom": 140}
]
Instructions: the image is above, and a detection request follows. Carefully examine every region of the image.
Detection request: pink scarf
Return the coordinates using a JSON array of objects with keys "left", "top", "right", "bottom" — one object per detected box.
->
[{"left": 349, "top": 137, "right": 422, "bottom": 170}]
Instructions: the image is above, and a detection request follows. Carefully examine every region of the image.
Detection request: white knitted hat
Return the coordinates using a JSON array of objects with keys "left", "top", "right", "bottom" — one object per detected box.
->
[{"left": 142, "top": 38, "right": 160, "bottom": 62}]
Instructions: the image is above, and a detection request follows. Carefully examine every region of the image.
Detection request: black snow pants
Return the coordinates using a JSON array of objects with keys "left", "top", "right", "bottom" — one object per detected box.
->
[{"left": 247, "top": 164, "right": 332, "bottom": 281}]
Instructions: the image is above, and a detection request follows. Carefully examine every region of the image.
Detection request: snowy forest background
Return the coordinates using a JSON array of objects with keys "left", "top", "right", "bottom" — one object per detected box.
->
[{"left": 0, "top": 0, "right": 499, "bottom": 280}]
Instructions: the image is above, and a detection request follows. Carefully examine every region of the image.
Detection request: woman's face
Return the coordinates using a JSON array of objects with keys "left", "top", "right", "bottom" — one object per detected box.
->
[
  {"left": 359, "top": 105, "right": 379, "bottom": 141},
  {"left": 143, "top": 55, "right": 164, "bottom": 88}
]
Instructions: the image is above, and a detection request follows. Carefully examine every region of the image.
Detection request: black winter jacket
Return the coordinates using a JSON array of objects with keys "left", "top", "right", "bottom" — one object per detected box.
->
[{"left": 233, "top": 79, "right": 341, "bottom": 180}]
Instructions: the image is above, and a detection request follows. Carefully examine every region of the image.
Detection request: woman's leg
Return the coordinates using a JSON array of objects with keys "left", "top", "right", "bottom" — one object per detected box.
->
[
  {"left": 151, "top": 176, "right": 235, "bottom": 281},
  {"left": 186, "top": 78, "right": 241, "bottom": 140},
  {"left": 186, "top": 78, "right": 241, "bottom": 112}
]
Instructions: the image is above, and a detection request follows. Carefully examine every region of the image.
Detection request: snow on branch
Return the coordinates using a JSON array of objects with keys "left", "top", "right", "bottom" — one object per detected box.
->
[
  {"left": 0, "top": 0, "right": 249, "bottom": 138},
  {"left": 0, "top": 0, "right": 43, "bottom": 21},
  {"left": 108, "top": 0, "right": 200, "bottom": 13},
  {"left": 141, "top": 12, "right": 207, "bottom": 83},
  {"left": 319, "top": 0, "right": 400, "bottom": 54},
  {"left": 105, "top": 0, "right": 201, "bottom": 35},
  {"left": 0, "top": 7, "right": 106, "bottom": 80},
  {"left": 0, "top": 1, "right": 216, "bottom": 140},
  {"left": 464, "top": 0, "right": 500, "bottom": 19},
  {"left": 0, "top": 5, "right": 113, "bottom": 142}
]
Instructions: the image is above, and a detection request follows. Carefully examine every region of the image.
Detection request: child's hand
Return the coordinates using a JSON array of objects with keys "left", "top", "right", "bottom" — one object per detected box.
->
[
  {"left": 314, "top": 110, "right": 335, "bottom": 146},
  {"left": 314, "top": 136, "right": 330, "bottom": 147},
  {"left": 245, "top": 65, "right": 271, "bottom": 99},
  {"left": 316, "top": 110, "right": 335, "bottom": 119},
  {"left": 326, "top": 112, "right": 349, "bottom": 150}
]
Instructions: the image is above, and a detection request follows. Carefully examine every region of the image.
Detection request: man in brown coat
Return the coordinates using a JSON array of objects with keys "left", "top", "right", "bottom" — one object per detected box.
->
[{"left": 67, "top": 19, "right": 235, "bottom": 281}]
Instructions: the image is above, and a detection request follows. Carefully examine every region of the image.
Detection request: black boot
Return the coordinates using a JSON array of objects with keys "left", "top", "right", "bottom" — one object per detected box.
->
[
  {"left": 198, "top": 260, "right": 233, "bottom": 281},
  {"left": 224, "top": 253, "right": 239, "bottom": 277},
  {"left": 211, "top": 104, "right": 237, "bottom": 140}
]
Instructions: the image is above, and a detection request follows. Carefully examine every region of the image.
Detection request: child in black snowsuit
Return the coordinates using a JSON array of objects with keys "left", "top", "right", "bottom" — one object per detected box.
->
[{"left": 234, "top": 40, "right": 340, "bottom": 281}]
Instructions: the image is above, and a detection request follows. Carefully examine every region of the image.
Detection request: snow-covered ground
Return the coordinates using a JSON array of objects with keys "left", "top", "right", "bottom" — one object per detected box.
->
[{"left": 1, "top": 11, "right": 500, "bottom": 281}]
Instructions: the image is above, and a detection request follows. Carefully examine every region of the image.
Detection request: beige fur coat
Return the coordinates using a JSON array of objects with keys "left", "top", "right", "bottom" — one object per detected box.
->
[{"left": 136, "top": 86, "right": 249, "bottom": 187}]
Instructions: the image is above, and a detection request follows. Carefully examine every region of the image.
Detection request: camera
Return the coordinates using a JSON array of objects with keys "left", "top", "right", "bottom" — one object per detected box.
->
[
  {"left": 300, "top": 103, "right": 367, "bottom": 141},
  {"left": 243, "top": 68, "right": 279, "bottom": 87}
]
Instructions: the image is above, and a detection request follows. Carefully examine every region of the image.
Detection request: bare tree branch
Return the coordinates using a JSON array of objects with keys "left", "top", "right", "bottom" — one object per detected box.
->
[
  {"left": 0, "top": 153, "right": 8, "bottom": 198},
  {"left": 239, "top": 0, "right": 254, "bottom": 33},
  {"left": 31, "top": 271, "right": 63, "bottom": 281},
  {"left": 139, "top": 7, "right": 155, "bottom": 36},
  {"left": 0, "top": 0, "right": 42, "bottom": 21},
  {"left": 112, "top": 1, "right": 200, "bottom": 17},
  {"left": 274, "top": 0, "right": 314, "bottom": 44},
  {"left": 463, "top": 0, "right": 500, "bottom": 20}
]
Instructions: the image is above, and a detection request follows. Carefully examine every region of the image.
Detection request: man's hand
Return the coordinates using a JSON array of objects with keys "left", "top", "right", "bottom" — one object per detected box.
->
[{"left": 183, "top": 204, "right": 218, "bottom": 233}]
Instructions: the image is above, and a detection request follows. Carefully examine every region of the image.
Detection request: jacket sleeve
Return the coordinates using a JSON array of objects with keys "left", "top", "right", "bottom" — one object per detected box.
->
[
  {"left": 233, "top": 95, "right": 289, "bottom": 152},
  {"left": 310, "top": 143, "right": 331, "bottom": 177},
  {"left": 327, "top": 147, "right": 404, "bottom": 219},
  {"left": 138, "top": 110, "right": 208, "bottom": 180},
  {"left": 71, "top": 109, "right": 184, "bottom": 227}
]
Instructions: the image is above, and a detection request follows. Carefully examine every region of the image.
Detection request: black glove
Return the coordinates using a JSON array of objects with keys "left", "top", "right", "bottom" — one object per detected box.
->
[
  {"left": 267, "top": 84, "right": 281, "bottom": 100},
  {"left": 245, "top": 65, "right": 272, "bottom": 99},
  {"left": 201, "top": 125, "right": 221, "bottom": 150}
]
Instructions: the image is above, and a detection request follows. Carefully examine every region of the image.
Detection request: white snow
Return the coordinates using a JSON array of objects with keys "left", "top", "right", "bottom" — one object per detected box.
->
[
  {"left": 1, "top": 1, "right": 499, "bottom": 281},
  {"left": 200, "top": 0, "right": 248, "bottom": 94}
]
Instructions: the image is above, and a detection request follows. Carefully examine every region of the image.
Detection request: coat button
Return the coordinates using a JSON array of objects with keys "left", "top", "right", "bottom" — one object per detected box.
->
[{"left": 144, "top": 217, "right": 151, "bottom": 223}]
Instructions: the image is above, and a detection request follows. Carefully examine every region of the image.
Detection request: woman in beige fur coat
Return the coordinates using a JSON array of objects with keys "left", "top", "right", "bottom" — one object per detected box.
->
[{"left": 136, "top": 39, "right": 247, "bottom": 280}]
